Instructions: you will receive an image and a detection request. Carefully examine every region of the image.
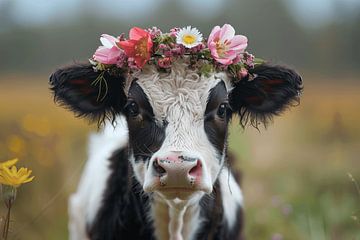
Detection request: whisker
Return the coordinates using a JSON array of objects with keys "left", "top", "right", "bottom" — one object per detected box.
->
[{"left": 142, "top": 143, "right": 155, "bottom": 155}]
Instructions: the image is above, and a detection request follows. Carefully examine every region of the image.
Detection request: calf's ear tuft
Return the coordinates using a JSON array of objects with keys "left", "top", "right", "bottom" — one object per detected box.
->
[
  {"left": 49, "top": 63, "right": 127, "bottom": 125},
  {"left": 229, "top": 64, "right": 303, "bottom": 128}
]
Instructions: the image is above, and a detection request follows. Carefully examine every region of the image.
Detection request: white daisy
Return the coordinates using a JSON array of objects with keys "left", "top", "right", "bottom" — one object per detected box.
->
[{"left": 176, "top": 26, "right": 203, "bottom": 48}]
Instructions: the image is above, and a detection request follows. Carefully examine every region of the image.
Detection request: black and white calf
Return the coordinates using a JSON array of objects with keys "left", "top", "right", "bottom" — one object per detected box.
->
[{"left": 50, "top": 60, "right": 302, "bottom": 240}]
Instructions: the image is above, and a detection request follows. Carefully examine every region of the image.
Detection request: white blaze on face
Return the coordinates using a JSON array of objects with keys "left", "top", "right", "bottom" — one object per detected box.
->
[{"left": 126, "top": 61, "right": 233, "bottom": 200}]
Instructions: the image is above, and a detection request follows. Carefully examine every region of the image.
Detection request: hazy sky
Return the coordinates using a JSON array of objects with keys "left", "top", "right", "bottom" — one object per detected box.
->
[
  {"left": 2, "top": 0, "right": 360, "bottom": 28},
  {"left": 286, "top": 0, "right": 360, "bottom": 27}
]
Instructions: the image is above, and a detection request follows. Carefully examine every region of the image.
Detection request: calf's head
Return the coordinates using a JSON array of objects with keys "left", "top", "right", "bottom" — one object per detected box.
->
[{"left": 50, "top": 61, "right": 302, "bottom": 201}]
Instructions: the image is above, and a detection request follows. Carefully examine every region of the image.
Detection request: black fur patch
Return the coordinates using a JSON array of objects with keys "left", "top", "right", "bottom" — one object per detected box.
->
[
  {"left": 88, "top": 148, "right": 156, "bottom": 240},
  {"left": 125, "top": 82, "right": 166, "bottom": 157},
  {"left": 195, "top": 181, "right": 244, "bottom": 240},
  {"left": 204, "top": 81, "right": 231, "bottom": 154},
  {"left": 49, "top": 63, "right": 127, "bottom": 125},
  {"left": 229, "top": 64, "right": 303, "bottom": 128}
]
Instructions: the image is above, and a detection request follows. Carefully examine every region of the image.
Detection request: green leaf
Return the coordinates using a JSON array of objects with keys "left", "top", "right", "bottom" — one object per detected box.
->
[{"left": 253, "top": 57, "right": 266, "bottom": 65}]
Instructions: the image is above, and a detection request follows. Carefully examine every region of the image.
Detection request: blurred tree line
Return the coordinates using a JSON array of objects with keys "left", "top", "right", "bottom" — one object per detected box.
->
[{"left": 0, "top": 0, "right": 359, "bottom": 77}]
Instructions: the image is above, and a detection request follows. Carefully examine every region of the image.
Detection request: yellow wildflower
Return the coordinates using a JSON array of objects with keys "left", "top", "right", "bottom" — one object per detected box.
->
[
  {"left": 0, "top": 164, "right": 34, "bottom": 188},
  {"left": 0, "top": 158, "right": 19, "bottom": 169}
]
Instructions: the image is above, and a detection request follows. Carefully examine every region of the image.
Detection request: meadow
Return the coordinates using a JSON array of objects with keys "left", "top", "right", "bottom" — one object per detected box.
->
[{"left": 0, "top": 74, "right": 359, "bottom": 240}]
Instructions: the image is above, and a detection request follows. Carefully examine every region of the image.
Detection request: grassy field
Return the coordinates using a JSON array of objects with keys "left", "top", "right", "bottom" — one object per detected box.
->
[{"left": 0, "top": 74, "right": 359, "bottom": 240}]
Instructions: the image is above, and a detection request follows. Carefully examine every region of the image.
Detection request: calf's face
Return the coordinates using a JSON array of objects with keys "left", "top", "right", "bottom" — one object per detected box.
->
[
  {"left": 50, "top": 62, "right": 302, "bottom": 201},
  {"left": 124, "top": 67, "right": 231, "bottom": 200}
]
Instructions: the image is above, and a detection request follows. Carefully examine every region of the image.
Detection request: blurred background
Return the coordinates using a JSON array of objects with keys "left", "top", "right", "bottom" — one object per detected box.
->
[{"left": 0, "top": 0, "right": 359, "bottom": 239}]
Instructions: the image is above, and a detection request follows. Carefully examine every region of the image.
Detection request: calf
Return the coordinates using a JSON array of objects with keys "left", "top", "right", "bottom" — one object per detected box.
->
[{"left": 50, "top": 26, "right": 302, "bottom": 240}]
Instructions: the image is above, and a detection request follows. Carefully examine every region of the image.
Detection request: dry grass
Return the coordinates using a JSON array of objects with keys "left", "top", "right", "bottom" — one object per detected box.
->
[{"left": 0, "top": 74, "right": 359, "bottom": 239}]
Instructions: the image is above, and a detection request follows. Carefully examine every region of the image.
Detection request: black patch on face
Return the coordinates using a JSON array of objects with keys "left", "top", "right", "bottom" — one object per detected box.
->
[
  {"left": 88, "top": 147, "right": 156, "bottom": 240},
  {"left": 204, "top": 81, "right": 231, "bottom": 154},
  {"left": 124, "top": 81, "right": 166, "bottom": 159},
  {"left": 195, "top": 180, "right": 245, "bottom": 240}
]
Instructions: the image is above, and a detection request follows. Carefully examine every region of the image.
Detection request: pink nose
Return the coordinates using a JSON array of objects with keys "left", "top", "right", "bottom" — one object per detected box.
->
[{"left": 153, "top": 153, "right": 202, "bottom": 188}]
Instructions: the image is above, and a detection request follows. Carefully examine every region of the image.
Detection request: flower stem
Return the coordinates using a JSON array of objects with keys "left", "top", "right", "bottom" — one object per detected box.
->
[
  {"left": 348, "top": 173, "right": 360, "bottom": 199},
  {"left": 3, "top": 199, "right": 12, "bottom": 240}
]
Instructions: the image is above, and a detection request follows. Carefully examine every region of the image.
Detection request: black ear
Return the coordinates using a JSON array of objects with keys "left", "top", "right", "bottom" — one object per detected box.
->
[
  {"left": 49, "top": 63, "right": 127, "bottom": 124},
  {"left": 229, "top": 64, "right": 303, "bottom": 128}
]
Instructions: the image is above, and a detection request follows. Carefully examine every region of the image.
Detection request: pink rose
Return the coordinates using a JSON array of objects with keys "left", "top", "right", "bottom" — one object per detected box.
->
[
  {"left": 93, "top": 34, "right": 125, "bottom": 65},
  {"left": 207, "top": 24, "right": 248, "bottom": 65}
]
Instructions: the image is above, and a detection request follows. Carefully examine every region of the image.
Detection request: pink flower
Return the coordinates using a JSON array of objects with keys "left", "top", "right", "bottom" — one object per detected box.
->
[
  {"left": 147, "top": 26, "right": 162, "bottom": 39},
  {"left": 127, "top": 57, "right": 140, "bottom": 71},
  {"left": 158, "top": 57, "right": 172, "bottom": 68},
  {"left": 93, "top": 34, "right": 125, "bottom": 65},
  {"left": 237, "top": 68, "right": 248, "bottom": 79},
  {"left": 157, "top": 43, "right": 171, "bottom": 56},
  {"left": 189, "top": 42, "right": 206, "bottom": 54},
  {"left": 118, "top": 27, "right": 153, "bottom": 68},
  {"left": 164, "top": 50, "right": 173, "bottom": 57},
  {"left": 243, "top": 52, "right": 255, "bottom": 68},
  {"left": 116, "top": 53, "right": 127, "bottom": 68},
  {"left": 232, "top": 55, "right": 241, "bottom": 64},
  {"left": 170, "top": 45, "right": 185, "bottom": 56},
  {"left": 169, "top": 27, "right": 180, "bottom": 37},
  {"left": 207, "top": 24, "right": 248, "bottom": 65},
  {"left": 158, "top": 44, "right": 168, "bottom": 50}
]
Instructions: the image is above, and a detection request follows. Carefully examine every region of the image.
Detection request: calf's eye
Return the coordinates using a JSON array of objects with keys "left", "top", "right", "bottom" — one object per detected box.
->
[
  {"left": 125, "top": 101, "right": 139, "bottom": 117},
  {"left": 217, "top": 103, "right": 227, "bottom": 119}
]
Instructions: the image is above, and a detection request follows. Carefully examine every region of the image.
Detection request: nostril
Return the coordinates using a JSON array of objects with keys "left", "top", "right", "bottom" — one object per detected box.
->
[
  {"left": 153, "top": 159, "right": 166, "bottom": 175},
  {"left": 189, "top": 160, "right": 202, "bottom": 178}
]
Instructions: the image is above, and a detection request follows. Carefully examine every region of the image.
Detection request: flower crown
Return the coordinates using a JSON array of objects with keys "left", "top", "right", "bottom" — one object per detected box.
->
[{"left": 90, "top": 24, "right": 265, "bottom": 99}]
